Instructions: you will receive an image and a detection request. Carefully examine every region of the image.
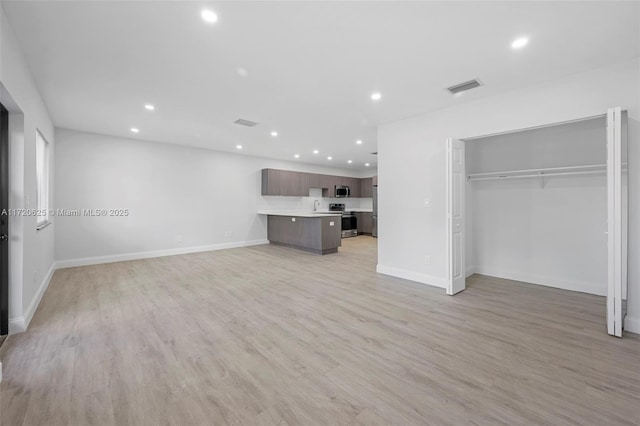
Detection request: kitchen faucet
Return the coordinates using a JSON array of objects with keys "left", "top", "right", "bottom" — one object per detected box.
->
[{"left": 313, "top": 199, "right": 320, "bottom": 212}]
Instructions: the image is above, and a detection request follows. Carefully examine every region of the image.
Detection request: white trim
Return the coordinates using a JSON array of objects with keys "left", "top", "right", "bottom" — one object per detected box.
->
[
  {"left": 9, "top": 262, "right": 56, "bottom": 334},
  {"left": 35, "top": 220, "right": 52, "bottom": 231},
  {"left": 9, "top": 316, "right": 26, "bottom": 334},
  {"left": 56, "top": 239, "right": 269, "bottom": 269},
  {"left": 446, "top": 137, "right": 466, "bottom": 295},
  {"left": 376, "top": 264, "right": 447, "bottom": 289},
  {"left": 624, "top": 315, "right": 640, "bottom": 334},
  {"left": 606, "top": 106, "right": 623, "bottom": 337},
  {"left": 461, "top": 113, "right": 608, "bottom": 141},
  {"left": 465, "top": 265, "right": 476, "bottom": 278},
  {"left": 473, "top": 266, "right": 606, "bottom": 296},
  {"left": 8, "top": 110, "right": 25, "bottom": 337}
]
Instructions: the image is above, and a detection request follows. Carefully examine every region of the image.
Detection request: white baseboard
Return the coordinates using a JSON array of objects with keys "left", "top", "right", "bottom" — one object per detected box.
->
[
  {"left": 8, "top": 317, "right": 25, "bottom": 334},
  {"left": 56, "top": 239, "right": 269, "bottom": 269},
  {"left": 9, "top": 261, "right": 56, "bottom": 334},
  {"left": 376, "top": 264, "right": 446, "bottom": 289},
  {"left": 624, "top": 315, "right": 640, "bottom": 334},
  {"left": 472, "top": 266, "right": 606, "bottom": 296},
  {"left": 8, "top": 240, "right": 269, "bottom": 335},
  {"left": 466, "top": 265, "right": 477, "bottom": 278}
]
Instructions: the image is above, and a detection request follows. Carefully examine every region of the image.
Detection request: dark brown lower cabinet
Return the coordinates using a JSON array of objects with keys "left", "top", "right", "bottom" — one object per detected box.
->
[
  {"left": 267, "top": 215, "right": 341, "bottom": 255},
  {"left": 356, "top": 212, "right": 373, "bottom": 235}
]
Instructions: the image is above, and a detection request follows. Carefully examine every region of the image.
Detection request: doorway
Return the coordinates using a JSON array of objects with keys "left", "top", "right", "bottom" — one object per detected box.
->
[
  {"left": 0, "top": 102, "right": 8, "bottom": 336},
  {"left": 447, "top": 108, "right": 628, "bottom": 336}
]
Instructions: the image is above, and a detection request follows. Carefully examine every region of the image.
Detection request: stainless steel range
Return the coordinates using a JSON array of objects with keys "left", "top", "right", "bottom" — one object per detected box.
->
[{"left": 329, "top": 203, "right": 357, "bottom": 238}]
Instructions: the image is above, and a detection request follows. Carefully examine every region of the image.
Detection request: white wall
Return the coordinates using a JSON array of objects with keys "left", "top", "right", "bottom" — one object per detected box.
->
[
  {"left": 54, "top": 128, "right": 369, "bottom": 265},
  {"left": 466, "top": 117, "right": 608, "bottom": 296},
  {"left": 377, "top": 58, "right": 640, "bottom": 333},
  {"left": 0, "top": 6, "right": 55, "bottom": 333}
]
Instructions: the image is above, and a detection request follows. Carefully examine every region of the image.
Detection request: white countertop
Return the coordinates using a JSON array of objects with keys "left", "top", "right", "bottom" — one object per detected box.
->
[
  {"left": 257, "top": 210, "right": 342, "bottom": 217},
  {"left": 314, "top": 209, "right": 373, "bottom": 213},
  {"left": 313, "top": 209, "right": 373, "bottom": 213}
]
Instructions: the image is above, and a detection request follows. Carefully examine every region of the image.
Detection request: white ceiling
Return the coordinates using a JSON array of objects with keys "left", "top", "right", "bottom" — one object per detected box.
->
[{"left": 3, "top": 1, "right": 639, "bottom": 170}]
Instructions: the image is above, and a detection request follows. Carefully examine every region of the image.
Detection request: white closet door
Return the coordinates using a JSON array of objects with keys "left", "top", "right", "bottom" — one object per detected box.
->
[
  {"left": 447, "top": 138, "right": 465, "bottom": 295},
  {"left": 607, "top": 107, "right": 623, "bottom": 337}
]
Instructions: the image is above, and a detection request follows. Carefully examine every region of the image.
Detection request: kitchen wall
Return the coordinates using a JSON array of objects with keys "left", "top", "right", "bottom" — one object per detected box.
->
[
  {"left": 377, "top": 58, "right": 640, "bottom": 333},
  {"left": 55, "top": 128, "right": 372, "bottom": 266},
  {"left": 466, "top": 117, "right": 608, "bottom": 296},
  {"left": 259, "top": 188, "right": 373, "bottom": 213},
  {"left": 1, "top": 7, "right": 56, "bottom": 333}
]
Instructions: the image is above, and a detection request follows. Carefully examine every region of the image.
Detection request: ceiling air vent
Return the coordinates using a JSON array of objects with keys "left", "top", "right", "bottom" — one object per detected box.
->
[
  {"left": 447, "top": 79, "right": 482, "bottom": 95},
  {"left": 234, "top": 118, "right": 259, "bottom": 127}
]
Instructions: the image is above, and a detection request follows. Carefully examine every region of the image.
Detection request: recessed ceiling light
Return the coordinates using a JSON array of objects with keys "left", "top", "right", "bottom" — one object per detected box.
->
[
  {"left": 327, "top": 156, "right": 333, "bottom": 160},
  {"left": 294, "top": 154, "right": 300, "bottom": 158},
  {"left": 236, "top": 144, "right": 242, "bottom": 150},
  {"left": 511, "top": 37, "right": 529, "bottom": 49},
  {"left": 365, "top": 163, "right": 370, "bottom": 167},
  {"left": 313, "top": 150, "right": 319, "bottom": 154},
  {"left": 201, "top": 9, "right": 218, "bottom": 23},
  {"left": 271, "top": 131, "right": 278, "bottom": 137},
  {"left": 371, "top": 92, "right": 382, "bottom": 101},
  {"left": 144, "top": 104, "right": 155, "bottom": 111},
  {"left": 236, "top": 67, "right": 248, "bottom": 77},
  {"left": 356, "top": 140, "right": 363, "bottom": 145},
  {"left": 347, "top": 160, "right": 353, "bottom": 164},
  {"left": 130, "top": 127, "right": 139, "bottom": 133}
]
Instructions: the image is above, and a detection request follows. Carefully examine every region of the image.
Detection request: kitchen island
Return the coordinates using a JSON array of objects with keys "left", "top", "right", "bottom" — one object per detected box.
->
[{"left": 257, "top": 210, "right": 342, "bottom": 255}]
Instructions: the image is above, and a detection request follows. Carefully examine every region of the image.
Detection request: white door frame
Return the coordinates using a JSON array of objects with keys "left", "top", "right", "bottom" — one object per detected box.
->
[
  {"left": 447, "top": 138, "right": 466, "bottom": 295},
  {"left": 607, "top": 106, "right": 624, "bottom": 337}
]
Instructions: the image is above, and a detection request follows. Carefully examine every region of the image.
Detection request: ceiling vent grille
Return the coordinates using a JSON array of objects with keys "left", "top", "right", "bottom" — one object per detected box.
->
[
  {"left": 447, "top": 79, "right": 482, "bottom": 95},
  {"left": 234, "top": 118, "right": 259, "bottom": 127}
]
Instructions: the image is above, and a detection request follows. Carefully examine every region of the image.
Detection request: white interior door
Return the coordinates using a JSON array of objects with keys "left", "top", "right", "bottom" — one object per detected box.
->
[
  {"left": 607, "top": 107, "right": 623, "bottom": 337},
  {"left": 447, "top": 138, "right": 465, "bottom": 295}
]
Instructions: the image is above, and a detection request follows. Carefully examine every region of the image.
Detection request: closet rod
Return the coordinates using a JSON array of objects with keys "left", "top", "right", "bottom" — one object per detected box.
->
[
  {"left": 469, "top": 169, "right": 606, "bottom": 182},
  {"left": 468, "top": 164, "right": 605, "bottom": 179}
]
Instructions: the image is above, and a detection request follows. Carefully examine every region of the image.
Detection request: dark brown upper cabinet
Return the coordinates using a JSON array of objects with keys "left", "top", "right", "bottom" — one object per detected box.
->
[
  {"left": 360, "top": 177, "right": 373, "bottom": 198},
  {"left": 262, "top": 168, "right": 376, "bottom": 198}
]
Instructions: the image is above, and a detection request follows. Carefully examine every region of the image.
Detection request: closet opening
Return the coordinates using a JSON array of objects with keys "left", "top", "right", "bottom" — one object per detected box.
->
[{"left": 447, "top": 109, "right": 628, "bottom": 336}]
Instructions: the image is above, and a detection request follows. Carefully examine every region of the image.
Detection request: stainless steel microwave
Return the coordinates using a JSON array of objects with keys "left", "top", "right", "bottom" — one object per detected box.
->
[{"left": 335, "top": 185, "right": 350, "bottom": 198}]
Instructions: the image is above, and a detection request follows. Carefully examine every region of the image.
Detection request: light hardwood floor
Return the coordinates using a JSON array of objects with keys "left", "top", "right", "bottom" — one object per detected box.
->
[{"left": 1, "top": 236, "right": 639, "bottom": 425}]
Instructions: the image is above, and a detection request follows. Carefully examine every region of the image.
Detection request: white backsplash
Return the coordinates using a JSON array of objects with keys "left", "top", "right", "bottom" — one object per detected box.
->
[
  {"left": 357, "top": 197, "right": 373, "bottom": 210},
  {"left": 258, "top": 187, "right": 373, "bottom": 212}
]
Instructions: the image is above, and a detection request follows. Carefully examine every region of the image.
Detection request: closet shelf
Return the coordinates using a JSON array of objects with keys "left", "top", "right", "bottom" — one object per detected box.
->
[{"left": 467, "top": 164, "right": 608, "bottom": 182}]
